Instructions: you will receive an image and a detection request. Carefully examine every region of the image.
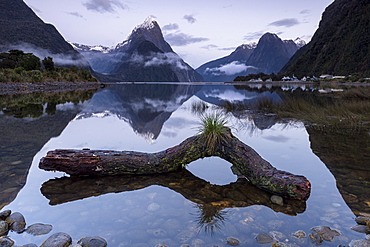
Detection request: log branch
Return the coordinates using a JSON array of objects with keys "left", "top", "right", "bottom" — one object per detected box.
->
[{"left": 39, "top": 127, "right": 311, "bottom": 200}]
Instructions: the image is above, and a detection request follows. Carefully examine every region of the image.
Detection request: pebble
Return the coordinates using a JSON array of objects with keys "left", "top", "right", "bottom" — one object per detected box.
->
[
  {"left": 40, "top": 232, "right": 72, "bottom": 247},
  {"left": 0, "top": 210, "right": 11, "bottom": 221},
  {"left": 0, "top": 236, "right": 14, "bottom": 247},
  {"left": 292, "top": 230, "right": 306, "bottom": 238},
  {"left": 147, "top": 203, "right": 161, "bottom": 212},
  {"left": 349, "top": 239, "right": 370, "bottom": 247},
  {"left": 6, "top": 212, "right": 26, "bottom": 232},
  {"left": 272, "top": 241, "right": 288, "bottom": 247},
  {"left": 25, "top": 223, "right": 53, "bottom": 236},
  {"left": 0, "top": 221, "right": 9, "bottom": 236},
  {"left": 255, "top": 233, "right": 274, "bottom": 244},
  {"left": 226, "top": 237, "right": 240, "bottom": 246},
  {"left": 78, "top": 236, "right": 108, "bottom": 247},
  {"left": 271, "top": 195, "right": 284, "bottom": 206}
]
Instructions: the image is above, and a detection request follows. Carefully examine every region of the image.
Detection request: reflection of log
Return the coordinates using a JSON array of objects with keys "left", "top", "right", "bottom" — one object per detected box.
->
[
  {"left": 39, "top": 127, "right": 310, "bottom": 200},
  {"left": 40, "top": 169, "right": 306, "bottom": 216}
]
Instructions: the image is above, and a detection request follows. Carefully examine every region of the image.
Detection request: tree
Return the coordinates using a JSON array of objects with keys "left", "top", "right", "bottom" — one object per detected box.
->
[{"left": 42, "top": 57, "right": 55, "bottom": 71}]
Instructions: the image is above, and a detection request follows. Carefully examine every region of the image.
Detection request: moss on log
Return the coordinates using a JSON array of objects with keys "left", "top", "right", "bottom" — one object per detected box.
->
[{"left": 39, "top": 127, "right": 311, "bottom": 200}]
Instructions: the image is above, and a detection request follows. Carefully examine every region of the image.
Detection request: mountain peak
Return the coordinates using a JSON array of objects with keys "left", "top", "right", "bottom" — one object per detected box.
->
[
  {"left": 293, "top": 37, "right": 306, "bottom": 48},
  {"left": 134, "top": 16, "right": 158, "bottom": 32}
]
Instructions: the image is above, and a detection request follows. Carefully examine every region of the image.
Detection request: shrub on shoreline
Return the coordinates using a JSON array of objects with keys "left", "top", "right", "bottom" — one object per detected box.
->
[{"left": 0, "top": 66, "right": 98, "bottom": 83}]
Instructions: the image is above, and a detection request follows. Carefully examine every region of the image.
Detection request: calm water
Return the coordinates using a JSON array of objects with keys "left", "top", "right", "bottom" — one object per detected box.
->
[{"left": 0, "top": 83, "right": 369, "bottom": 246}]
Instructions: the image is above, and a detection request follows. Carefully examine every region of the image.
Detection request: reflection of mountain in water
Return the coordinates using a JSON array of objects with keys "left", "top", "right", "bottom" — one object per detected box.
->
[
  {"left": 0, "top": 109, "right": 81, "bottom": 208},
  {"left": 307, "top": 126, "right": 370, "bottom": 214},
  {"left": 196, "top": 85, "right": 284, "bottom": 130},
  {"left": 76, "top": 84, "right": 202, "bottom": 141},
  {"left": 0, "top": 90, "right": 95, "bottom": 209},
  {"left": 76, "top": 84, "right": 287, "bottom": 141}
]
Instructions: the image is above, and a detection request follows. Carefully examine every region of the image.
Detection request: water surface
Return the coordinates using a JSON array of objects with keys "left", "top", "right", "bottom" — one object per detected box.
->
[{"left": 0, "top": 83, "right": 369, "bottom": 246}]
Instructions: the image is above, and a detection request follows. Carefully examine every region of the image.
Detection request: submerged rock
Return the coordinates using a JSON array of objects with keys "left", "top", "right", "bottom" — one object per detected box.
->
[
  {"left": 40, "top": 232, "right": 72, "bottom": 247},
  {"left": 351, "top": 225, "right": 370, "bottom": 234},
  {"left": 255, "top": 233, "right": 274, "bottom": 244},
  {"left": 25, "top": 223, "right": 53, "bottom": 236},
  {"left": 0, "top": 210, "right": 11, "bottom": 221},
  {"left": 0, "top": 221, "right": 9, "bottom": 236},
  {"left": 0, "top": 236, "right": 14, "bottom": 247},
  {"left": 77, "top": 236, "right": 107, "bottom": 247},
  {"left": 6, "top": 212, "right": 26, "bottom": 232},
  {"left": 226, "top": 237, "right": 240, "bottom": 246},
  {"left": 271, "top": 195, "right": 284, "bottom": 206},
  {"left": 349, "top": 239, "right": 370, "bottom": 247},
  {"left": 292, "top": 230, "right": 306, "bottom": 238},
  {"left": 310, "top": 226, "right": 340, "bottom": 244}
]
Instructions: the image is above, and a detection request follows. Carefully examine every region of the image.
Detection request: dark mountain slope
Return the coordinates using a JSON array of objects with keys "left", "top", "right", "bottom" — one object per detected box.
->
[
  {"left": 282, "top": 0, "right": 370, "bottom": 77},
  {"left": 0, "top": 0, "right": 89, "bottom": 67},
  {"left": 196, "top": 44, "right": 256, "bottom": 82},
  {"left": 246, "top": 33, "right": 297, "bottom": 75}
]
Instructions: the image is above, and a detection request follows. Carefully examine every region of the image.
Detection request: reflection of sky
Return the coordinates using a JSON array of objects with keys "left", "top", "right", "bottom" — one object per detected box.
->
[
  {"left": 204, "top": 89, "right": 255, "bottom": 102},
  {"left": 3, "top": 90, "right": 358, "bottom": 246}
]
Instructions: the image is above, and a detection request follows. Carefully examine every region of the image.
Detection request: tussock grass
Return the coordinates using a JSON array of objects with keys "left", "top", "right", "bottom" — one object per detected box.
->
[{"left": 197, "top": 112, "right": 228, "bottom": 153}]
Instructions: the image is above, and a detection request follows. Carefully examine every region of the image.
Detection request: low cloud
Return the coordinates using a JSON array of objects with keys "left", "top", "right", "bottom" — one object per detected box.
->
[
  {"left": 268, "top": 18, "right": 300, "bottom": 28},
  {"left": 0, "top": 42, "right": 88, "bottom": 66},
  {"left": 130, "top": 52, "right": 188, "bottom": 70},
  {"left": 164, "top": 32, "right": 208, "bottom": 46},
  {"left": 201, "top": 44, "right": 218, "bottom": 50},
  {"left": 66, "top": 12, "right": 84, "bottom": 18},
  {"left": 183, "top": 14, "right": 197, "bottom": 24},
  {"left": 162, "top": 23, "right": 179, "bottom": 31},
  {"left": 83, "top": 0, "right": 127, "bottom": 13},
  {"left": 205, "top": 61, "right": 257, "bottom": 76}
]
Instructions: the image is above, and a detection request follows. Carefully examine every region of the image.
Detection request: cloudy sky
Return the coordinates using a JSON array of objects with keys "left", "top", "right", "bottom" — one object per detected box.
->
[{"left": 23, "top": 0, "right": 334, "bottom": 68}]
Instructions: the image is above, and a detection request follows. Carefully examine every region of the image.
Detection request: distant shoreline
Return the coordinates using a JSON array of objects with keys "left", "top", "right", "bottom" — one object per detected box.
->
[
  {"left": 0, "top": 81, "right": 101, "bottom": 95},
  {"left": 1, "top": 81, "right": 369, "bottom": 96}
]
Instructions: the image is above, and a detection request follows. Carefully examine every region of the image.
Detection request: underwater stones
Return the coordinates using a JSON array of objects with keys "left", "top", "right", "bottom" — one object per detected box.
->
[
  {"left": 0, "top": 211, "right": 11, "bottom": 221},
  {"left": 255, "top": 233, "right": 274, "bottom": 244},
  {"left": 22, "top": 244, "right": 38, "bottom": 247},
  {"left": 176, "top": 229, "right": 195, "bottom": 243},
  {"left": 6, "top": 212, "right": 26, "bottom": 233},
  {"left": 25, "top": 223, "right": 53, "bottom": 236},
  {"left": 272, "top": 241, "right": 288, "bottom": 247},
  {"left": 309, "top": 226, "right": 340, "bottom": 244},
  {"left": 147, "top": 203, "right": 161, "bottom": 212},
  {"left": 268, "top": 220, "right": 285, "bottom": 229},
  {"left": 40, "top": 232, "right": 72, "bottom": 247},
  {"left": 349, "top": 239, "right": 370, "bottom": 247},
  {"left": 226, "top": 237, "right": 240, "bottom": 246},
  {"left": 0, "top": 236, "right": 14, "bottom": 247},
  {"left": 292, "top": 230, "right": 306, "bottom": 238},
  {"left": 0, "top": 221, "right": 8, "bottom": 236},
  {"left": 77, "top": 236, "right": 107, "bottom": 247},
  {"left": 271, "top": 195, "right": 284, "bottom": 206},
  {"left": 351, "top": 225, "right": 370, "bottom": 234}
]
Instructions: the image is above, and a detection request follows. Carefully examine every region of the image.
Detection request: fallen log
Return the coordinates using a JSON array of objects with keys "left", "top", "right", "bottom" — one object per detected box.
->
[{"left": 39, "top": 127, "right": 311, "bottom": 200}]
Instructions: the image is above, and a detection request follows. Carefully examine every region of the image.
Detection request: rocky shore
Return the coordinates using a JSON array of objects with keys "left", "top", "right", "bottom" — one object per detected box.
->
[
  {"left": 0, "top": 82, "right": 102, "bottom": 95},
  {"left": 0, "top": 209, "right": 107, "bottom": 247}
]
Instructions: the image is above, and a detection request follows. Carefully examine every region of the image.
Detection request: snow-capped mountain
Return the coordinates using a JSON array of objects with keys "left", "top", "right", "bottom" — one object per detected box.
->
[
  {"left": 72, "top": 17, "right": 203, "bottom": 82},
  {"left": 196, "top": 33, "right": 304, "bottom": 82}
]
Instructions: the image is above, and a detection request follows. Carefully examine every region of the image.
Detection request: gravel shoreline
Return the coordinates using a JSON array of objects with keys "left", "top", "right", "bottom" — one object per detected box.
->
[{"left": 0, "top": 81, "right": 102, "bottom": 95}]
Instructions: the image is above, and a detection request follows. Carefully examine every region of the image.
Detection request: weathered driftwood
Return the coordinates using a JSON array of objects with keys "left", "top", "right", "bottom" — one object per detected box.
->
[{"left": 39, "top": 127, "right": 311, "bottom": 200}]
